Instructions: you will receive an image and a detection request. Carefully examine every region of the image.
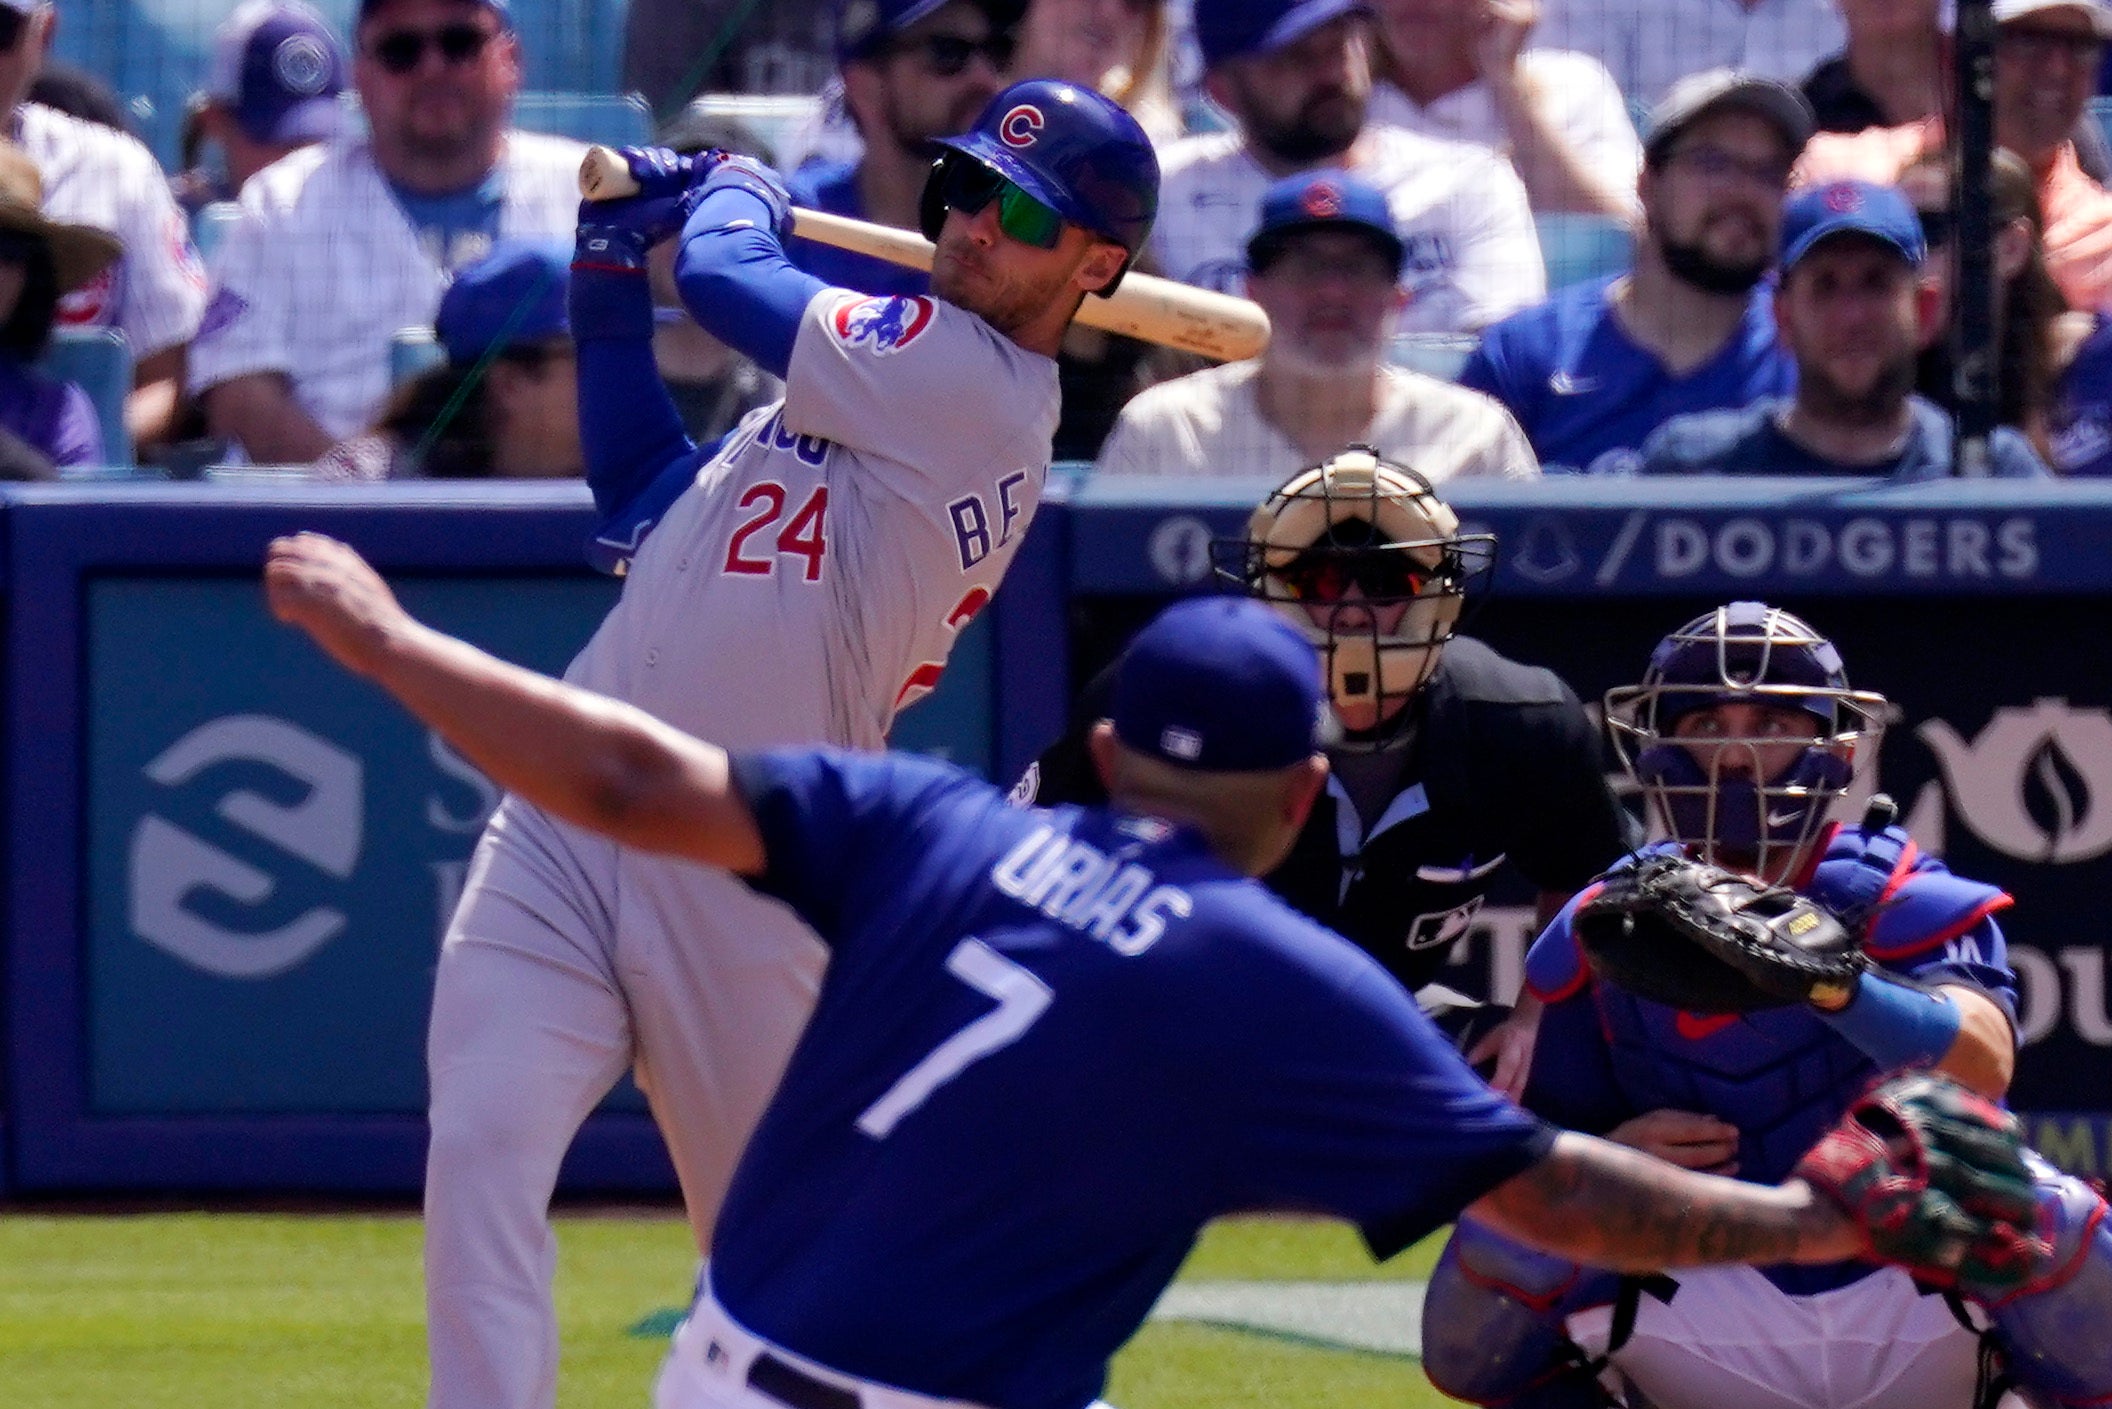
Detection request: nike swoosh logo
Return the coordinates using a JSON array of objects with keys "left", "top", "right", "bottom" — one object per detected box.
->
[
  {"left": 1766, "top": 809, "right": 1804, "bottom": 827},
  {"left": 1676, "top": 1012, "right": 1739, "bottom": 1040},
  {"left": 1549, "top": 371, "right": 1598, "bottom": 395}
]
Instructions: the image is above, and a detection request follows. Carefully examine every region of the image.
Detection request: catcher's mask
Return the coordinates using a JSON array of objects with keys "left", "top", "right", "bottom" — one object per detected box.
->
[
  {"left": 1214, "top": 447, "right": 1494, "bottom": 744},
  {"left": 1606, "top": 602, "right": 1888, "bottom": 875}
]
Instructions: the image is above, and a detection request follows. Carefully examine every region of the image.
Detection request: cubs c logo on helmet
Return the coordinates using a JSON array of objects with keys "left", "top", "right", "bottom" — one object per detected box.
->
[
  {"left": 831, "top": 294, "right": 936, "bottom": 355},
  {"left": 999, "top": 104, "right": 1045, "bottom": 148},
  {"left": 1823, "top": 182, "right": 1861, "bottom": 213}
]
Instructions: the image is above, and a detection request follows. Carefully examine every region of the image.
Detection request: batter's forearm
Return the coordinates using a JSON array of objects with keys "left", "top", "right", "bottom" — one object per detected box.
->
[
  {"left": 570, "top": 264, "right": 698, "bottom": 521},
  {"left": 1467, "top": 1131, "right": 1861, "bottom": 1271},
  {"left": 674, "top": 188, "right": 827, "bottom": 378},
  {"left": 363, "top": 617, "right": 766, "bottom": 873}
]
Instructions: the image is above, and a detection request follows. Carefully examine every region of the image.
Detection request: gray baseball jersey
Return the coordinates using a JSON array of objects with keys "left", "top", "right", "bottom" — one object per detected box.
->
[{"left": 425, "top": 284, "right": 1059, "bottom": 1409}]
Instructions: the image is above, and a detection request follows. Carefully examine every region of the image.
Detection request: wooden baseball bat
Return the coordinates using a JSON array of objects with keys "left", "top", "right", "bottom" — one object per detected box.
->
[{"left": 579, "top": 145, "right": 1270, "bottom": 362}]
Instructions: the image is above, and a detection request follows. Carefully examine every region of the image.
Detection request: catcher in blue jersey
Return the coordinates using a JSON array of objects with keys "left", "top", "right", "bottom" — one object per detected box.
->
[
  {"left": 1421, "top": 601, "right": 2112, "bottom": 1409},
  {"left": 264, "top": 541, "right": 2044, "bottom": 1409}
]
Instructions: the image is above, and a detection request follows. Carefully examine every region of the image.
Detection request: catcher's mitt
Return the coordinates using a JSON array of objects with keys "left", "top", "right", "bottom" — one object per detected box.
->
[
  {"left": 1574, "top": 854, "right": 1866, "bottom": 1014},
  {"left": 1796, "top": 1071, "right": 2047, "bottom": 1291}
]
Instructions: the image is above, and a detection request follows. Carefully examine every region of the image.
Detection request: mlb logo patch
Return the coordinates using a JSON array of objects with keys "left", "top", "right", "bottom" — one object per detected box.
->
[{"left": 831, "top": 294, "right": 936, "bottom": 355}]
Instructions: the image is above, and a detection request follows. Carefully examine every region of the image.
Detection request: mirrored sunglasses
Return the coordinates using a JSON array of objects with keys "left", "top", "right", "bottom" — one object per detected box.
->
[{"left": 938, "top": 156, "right": 1065, "bottom": 249}]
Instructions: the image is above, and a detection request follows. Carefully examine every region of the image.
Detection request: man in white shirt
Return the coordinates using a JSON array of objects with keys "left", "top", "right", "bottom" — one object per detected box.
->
[
  {"left": 1154, "top": 0, "right": 1546, "bottom": 334},
  {"left": 1367, "top": 0, "right": 1641, "bottom": 217},
  {"left": 1101, "top": 167, "right": 1538, "bottom": 480},
  {"left": 0, "top": 0, "right": 208, "bottom": 452},
  {"left": 1534, "top": 0, "right": 1846, "bottom": 108},
  {"left": 189, "top": 0, "right": 582, "bottom": 463}
]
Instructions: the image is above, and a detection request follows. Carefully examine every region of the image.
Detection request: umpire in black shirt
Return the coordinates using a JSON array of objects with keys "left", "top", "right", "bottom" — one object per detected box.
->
[{"left": 1029, "top": 448, "right": 1635, "bottom": 1093}]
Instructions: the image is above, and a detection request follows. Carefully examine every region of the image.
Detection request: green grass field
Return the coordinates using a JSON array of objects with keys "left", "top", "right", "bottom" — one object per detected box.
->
[{"left": 0, "top": 1211, "right": 1460, "bottom": 1408}]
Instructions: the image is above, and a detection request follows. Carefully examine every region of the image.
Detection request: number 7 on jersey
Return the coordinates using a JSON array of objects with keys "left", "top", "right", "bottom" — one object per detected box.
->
[{"left": 856, "top": 939, "right": 1052, "bottom": 1138}]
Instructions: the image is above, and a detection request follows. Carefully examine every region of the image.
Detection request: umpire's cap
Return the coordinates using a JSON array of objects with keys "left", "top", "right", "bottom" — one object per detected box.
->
[
  {"left": 1111, "top": 597, "right": 1332, "bottom": 773},
  {"left": 921, "top": 79, "right": 1160, "bottom": 291}
]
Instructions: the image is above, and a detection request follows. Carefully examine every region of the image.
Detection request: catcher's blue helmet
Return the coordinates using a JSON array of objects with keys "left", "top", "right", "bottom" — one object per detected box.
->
[
  {"left": 920, "top": 79, "right": 1160, "bottom": 292},
  {"left": 1605, "top": 603, "right": 1888, "bottom": 872}
]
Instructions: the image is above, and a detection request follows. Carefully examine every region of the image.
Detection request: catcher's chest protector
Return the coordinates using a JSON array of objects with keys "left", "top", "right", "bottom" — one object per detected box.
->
[{"left": 1591, "top": 823, "right": 2009, "bottom": 1186}]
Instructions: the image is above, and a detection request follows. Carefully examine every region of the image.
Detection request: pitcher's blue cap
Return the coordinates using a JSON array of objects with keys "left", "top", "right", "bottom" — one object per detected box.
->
[
  {"left": 1781, "top": 180, "right": 1925, "bottom": 272},
  {"left": 1111, "top": 597, "right": 1331, "bottom": 772},
  {"left": 435, "top": 241, "right": 569, "bottom": 365},
  {"left": 1247, "top": 168, "right": 1403, "bottom": 274},
  {"left": 1193, "top": 0, "right": 1369, "bottom": 67}
]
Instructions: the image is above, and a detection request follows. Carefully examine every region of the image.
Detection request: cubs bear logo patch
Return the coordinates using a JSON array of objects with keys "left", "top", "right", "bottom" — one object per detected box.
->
[{"left": 831, "top": 294, "right": 936, "bottom": 355}]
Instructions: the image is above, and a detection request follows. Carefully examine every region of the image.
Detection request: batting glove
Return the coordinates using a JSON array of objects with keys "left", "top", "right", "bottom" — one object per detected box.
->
[
  {"left": 693, "top": 154, "right": 794, "bottom": 245},
  {"left": 573, "top": 146, "right": 710, "bottom": 273}
]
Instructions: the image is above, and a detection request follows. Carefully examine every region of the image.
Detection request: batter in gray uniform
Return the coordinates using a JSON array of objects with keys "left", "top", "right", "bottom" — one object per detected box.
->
[{"left": 423, "top": 84, "right": 1160, "bottom": 1409}]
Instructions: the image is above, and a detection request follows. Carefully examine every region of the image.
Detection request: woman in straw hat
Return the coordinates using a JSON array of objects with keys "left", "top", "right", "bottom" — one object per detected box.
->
[{"left": 0, "top": 141, "right": 121, "bottom": 473}]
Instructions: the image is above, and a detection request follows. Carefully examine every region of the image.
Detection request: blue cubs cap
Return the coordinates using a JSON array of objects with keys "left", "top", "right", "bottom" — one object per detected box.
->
[
  {"left": 205, "top": 1, "right": 346, "bottom": 146},
  {"left": 1193, "top": 0, "right": 1370, "bottom": 68},
  {"left": 1246, "top": 168, "right": 1403, "bottom": 274},
  {"left": 835, "top": 0, "right": 1027, "bottom": 63},
  {"left": 435, "top": 241, "right": 570, "bottom": 365},
  {"left": 1780, "top": 179, "right": 1926, "bottom": 272},
  {"left": 1111, "top": 597, "right": 1331, "bottom": 772}
]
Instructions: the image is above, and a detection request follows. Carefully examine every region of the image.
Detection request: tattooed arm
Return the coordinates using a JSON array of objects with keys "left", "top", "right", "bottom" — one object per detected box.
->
[{"left": 1466, "top": 1131, "right": 1863, "bottom": 1271}]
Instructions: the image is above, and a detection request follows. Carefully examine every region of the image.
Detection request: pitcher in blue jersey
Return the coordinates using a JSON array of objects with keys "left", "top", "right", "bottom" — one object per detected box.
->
[
  {"left": 264, "top": 539, "right": 2040, "bottom": 1409},
  {"left": 1421, "top": 601, "right": 2112, "bottom": 1409}
]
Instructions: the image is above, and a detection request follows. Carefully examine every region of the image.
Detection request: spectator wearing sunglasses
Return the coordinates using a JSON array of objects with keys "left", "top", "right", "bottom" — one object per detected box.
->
[
  {"left": 0, "top": 0, "right": 208, "bottom": 456},
  {"left": 1798, "top": 0, "right": 2112, "bottom": 312},
  {"left": 187, "top": 0, "right": 583, "bottom": 465},
  {"left": 783, "top": 0, "right": 1026, "bottom": 298},
  {"left": 171, "top": 1, "right": 347, "bottom": 216},
  {"left": 1030, "top": 447, "right": 1632, "bottom": 1098},
  {"left": 1100, "top": 168, "right": 1538, "bottom": 481},
  {"left": 1638, "top": 179, "right": 2050, "bottom": 481},
  {"left": 1154, "top": 0, "right": 1545, "bottom": 336}
]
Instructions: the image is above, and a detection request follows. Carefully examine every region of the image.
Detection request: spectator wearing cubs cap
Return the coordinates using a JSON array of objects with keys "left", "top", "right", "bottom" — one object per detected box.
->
[
  {"left": 1100, "top": 168, "right": 1539, "bottom": 480},
  {"left": 188, "top": 0, "right": 585, "bottom": 466},
  {"left": 316, "top": 239, "right": 579, "bottom": 480},
  {"left": 1638, "top": 179, "right": 2050, "bottom": 480},
  {"left": 172, "top": 0, "right": 348, "bottom": 215},
  {"left": 782, "top": 0, "right": 1027, "bottom": 299}
]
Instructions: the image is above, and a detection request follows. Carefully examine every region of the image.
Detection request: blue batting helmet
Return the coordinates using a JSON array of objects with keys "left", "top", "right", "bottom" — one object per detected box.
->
[
  {"left": 920, "top": 79, "right": 1160, "bottom": 292},
  {"left": 1604, "top": 603, "right": 1888, "bottom": 874}
]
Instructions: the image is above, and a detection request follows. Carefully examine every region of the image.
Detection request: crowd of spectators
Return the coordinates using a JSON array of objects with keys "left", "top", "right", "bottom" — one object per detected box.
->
[{"left": 8, "top": 0, "right": 2112, "bottom": 482}]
